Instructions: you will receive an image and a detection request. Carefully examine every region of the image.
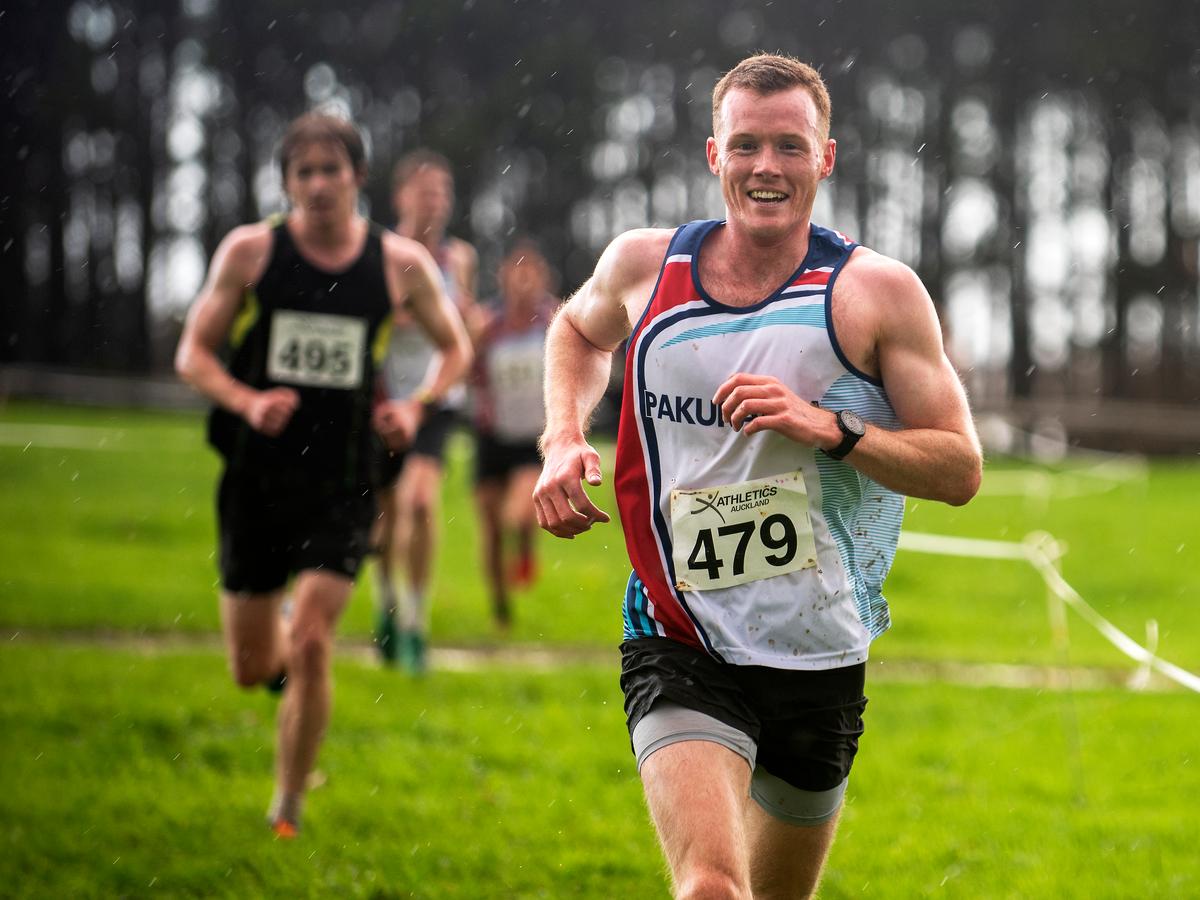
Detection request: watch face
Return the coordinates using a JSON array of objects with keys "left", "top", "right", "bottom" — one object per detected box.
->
[{"left": 840, "top": 410, "right": 866, "bottom": 436}]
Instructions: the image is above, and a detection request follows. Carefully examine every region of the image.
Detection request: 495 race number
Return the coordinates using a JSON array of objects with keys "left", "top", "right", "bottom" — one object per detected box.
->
[
  {"left": 267, "top": 310, "right": 366, "bottom": 389},
  {"left": 670, "top": 471, "right": 817, "bottom": 592}
]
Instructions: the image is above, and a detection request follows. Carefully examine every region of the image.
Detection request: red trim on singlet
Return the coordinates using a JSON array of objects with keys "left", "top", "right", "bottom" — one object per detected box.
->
[
  {"left": 613, "top": 256, "right": 705, "bottom": 649},
  {"left": 790, "top": 269, "right": 832, "bottom": 286}
]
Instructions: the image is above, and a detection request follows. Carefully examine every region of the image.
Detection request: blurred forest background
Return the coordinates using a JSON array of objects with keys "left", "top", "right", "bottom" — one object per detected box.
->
[{"left": 2, "top": 0, "right": 1199, "bottom": 450}]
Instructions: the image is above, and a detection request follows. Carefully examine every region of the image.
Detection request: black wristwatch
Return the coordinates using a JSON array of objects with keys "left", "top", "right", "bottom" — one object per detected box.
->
[{"left": 827, "top": 409, "right": 866, "bottom": 460}]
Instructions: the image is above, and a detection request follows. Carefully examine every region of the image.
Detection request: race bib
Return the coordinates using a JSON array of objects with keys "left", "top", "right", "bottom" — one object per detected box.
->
[
  {"left": 670, "top": 471, "right": 817, "bottom": 592},
  {"left": 489, "top": 334, "right": 546, "bottom": 441},
  {"left": 267, "top": 310, "right": 366, "bottom": 389}
]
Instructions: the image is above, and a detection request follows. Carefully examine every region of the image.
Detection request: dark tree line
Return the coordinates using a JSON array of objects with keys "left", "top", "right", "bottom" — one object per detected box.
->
[{"left": 2, "top": 0, "right": 1198, "bottom": 408}]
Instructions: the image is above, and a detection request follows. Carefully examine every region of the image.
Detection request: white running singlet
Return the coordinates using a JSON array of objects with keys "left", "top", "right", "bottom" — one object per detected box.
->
[{"left": 613, "top": 220, "right": 904, "bottom": 669}]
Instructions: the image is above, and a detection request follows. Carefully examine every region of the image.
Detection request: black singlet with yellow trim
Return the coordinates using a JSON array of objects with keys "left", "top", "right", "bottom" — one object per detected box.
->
[{"left": 207, "top": 218, "right": 393, "bottom": 491}]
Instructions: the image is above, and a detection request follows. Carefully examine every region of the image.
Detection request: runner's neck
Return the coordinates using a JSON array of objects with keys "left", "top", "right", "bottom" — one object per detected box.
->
[
  {"left": 396, "top": 220, "right": 445, "bottom": 256},
  {"left": 699, "top": 220, "right": 814, "bottom": 306},
  {"left": 287, "top": 213, "right": 368, "bottom": 271}
]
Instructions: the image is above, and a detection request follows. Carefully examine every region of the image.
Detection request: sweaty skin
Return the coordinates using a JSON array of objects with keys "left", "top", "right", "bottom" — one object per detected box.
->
[
  {"left": 534, "top": 87, "right": 980, "bottom": 540},
  {"left": 173, "top": 131, "right": 473, "bottom": 836},
  {"left": 534, "top": 73, "right": 982, "bottom": 900},
  {"left": 176, "top": 144, "right": 472, "bottom": 442}
]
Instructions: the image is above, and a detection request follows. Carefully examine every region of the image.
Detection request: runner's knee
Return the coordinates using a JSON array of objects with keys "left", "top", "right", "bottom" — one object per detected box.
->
[
  {"left": 229, "top": 656, "right": 274, "bottom": 689},
  {"left": 402, "top": 458, "right": 441, "bottom": 512},
  {"left": 676, "top": 868, "right": 750, "bottom": 900},
  {"left": 287, "top": 627, "right": 333, "bottom": 678},
  {"left": 409, "top": 485, "right": 439, "bottom": 519}
]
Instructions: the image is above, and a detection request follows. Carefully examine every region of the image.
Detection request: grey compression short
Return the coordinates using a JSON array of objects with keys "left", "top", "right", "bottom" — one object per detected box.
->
[{"left": 631, "top": 700, "right": 847, "bottom": 826}]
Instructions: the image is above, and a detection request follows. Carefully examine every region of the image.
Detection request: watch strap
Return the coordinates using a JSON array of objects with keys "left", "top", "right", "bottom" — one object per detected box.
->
[{"left": 827, "top": 410, "right": 864, "bottom": 461}]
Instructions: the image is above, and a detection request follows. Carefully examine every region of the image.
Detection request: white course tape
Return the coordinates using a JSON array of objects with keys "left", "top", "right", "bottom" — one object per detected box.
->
[
  {"left": 899, "top": 531, "right": 1032, "bottom": 561},
  {"left": 0, "top": 423, "right": 126, "bottom": 450},
  {"left": 898, "top": 530, "right": 1200, "bottom": 694},
  {"left": 975, "top": 456, "right": 1147, "bottom": 500}
]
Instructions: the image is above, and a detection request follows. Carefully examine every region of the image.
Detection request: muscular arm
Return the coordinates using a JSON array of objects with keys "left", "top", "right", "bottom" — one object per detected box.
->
[
  {"left": 534, "top": 229, "right": 669, "bottom": 537},
  {"left": 386, "top": 236, "right": 473, "bottom": 399},
  {"left": 451, "top": 238, "right": 479, "bottom": 304},
  {"left": 831, "top": 258, "right": 981, "bottom": 504},
  {"left": 374, "top": 234, "right": 473, "bottom": 448},
  {"left": 174, "top": 225, "right": 297, "bottom": 435},
  {"left": 449, "top": 238, "right": 488, "bottom": 344},
  {"left": 717, "top": 255, "right": 982, "bottom": 506},
  {"left": 539, "top": 298, "right": 622, "bottom": 449}
]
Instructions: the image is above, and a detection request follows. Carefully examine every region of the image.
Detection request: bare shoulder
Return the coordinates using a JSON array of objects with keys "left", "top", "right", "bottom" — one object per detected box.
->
[
  {"left": 593, "top": 228, "right": 674, "bottom": 298},
  {"left": 839, "top": 247, "right": 936, "bottom": 325},
  {"left": 380, "top": 229, "right": 437, "bottom": 271},
  {"left": 829, "top": 247, "right": 942, "bottom": 377},
  {"left": 447, "top": 235, "right": 478, "bottom": 268},
  {"left": 563, "top": 228, "right": 673, "bottom": 349},
  {"left": 215, "top": 221, "right": 274, "bottom": 284}
]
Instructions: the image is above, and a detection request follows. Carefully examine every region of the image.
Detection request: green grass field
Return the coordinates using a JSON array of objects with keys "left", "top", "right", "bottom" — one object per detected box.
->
[{"left": 1, "top": 401, "right": 1198, "bottom": 897}]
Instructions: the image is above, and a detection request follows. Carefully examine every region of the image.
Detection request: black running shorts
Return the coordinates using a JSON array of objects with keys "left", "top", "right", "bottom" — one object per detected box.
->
[
  {"left": 620, "top": 637, "right": 867, "bottom": 792},
  {"left": 474, "top": 432, "right": 542, "bottom": 484},
  {"left": 411, "top": 405, "right": 458, "bottom": 462},
  {"left": 216, "top": 467, "right": 376, "bottom": 594},
  {"left": 370, "top": 439, "right": 409, "bottom": 490}
]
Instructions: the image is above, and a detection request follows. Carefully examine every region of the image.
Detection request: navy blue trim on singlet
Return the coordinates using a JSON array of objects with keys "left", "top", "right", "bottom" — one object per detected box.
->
[
  {"left": 633, "top": 220, "right": 865, "bottom": 659},
  {"left": 629, "top": 224, "right": 694, "bottom": 340},
  {"left": 814, "top": 226, "right": 881, "bottom": 387},
  {"left": 635, "top": 298, "right": 732, "bottom": 659},
  {"left": 628, "top": 222, "right": 717, "bottom": 650},
  {"left": 688, "top": 220, "right": 819, "bottom": 314},
  {"left": 622, "top": 572, "right": 656, "bottom": 640}
]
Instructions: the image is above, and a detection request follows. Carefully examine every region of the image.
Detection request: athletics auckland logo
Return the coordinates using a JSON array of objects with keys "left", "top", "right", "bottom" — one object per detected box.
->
[
  {"left": 688, "top": 485, "right": 780, "bottom": 523},
  {"left": 718, "top": 485, "right": 777, "bottom": 514},
  {"left": 689, "top": 492, "right": 725, "bottom": 523},
  {"left": 642, "top": 390, "right": 726, "bottom": 428}
]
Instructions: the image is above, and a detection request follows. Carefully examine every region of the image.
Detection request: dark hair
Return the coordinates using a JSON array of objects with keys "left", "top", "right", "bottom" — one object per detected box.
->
[
  {"left": 712, "top": 53, "right": 831, "bottom": 138},
  {"left": 502, "top": 235, "right": 545, "bottom": 263},
  {"left": 278, "top": 112, "right": 367, "bottom": 179},
  {"left": 391, "top": 148, "right": 454, "bottom": 190}
]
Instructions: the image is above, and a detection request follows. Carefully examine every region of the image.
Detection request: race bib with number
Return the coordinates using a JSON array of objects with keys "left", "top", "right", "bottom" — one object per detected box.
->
[
  {"left": 670, "top": 471, "right": 817, "bottom": 592},
  {"left": 489, "top": 333, "right": 546, "bottom": 441},
  {"left": 267, "top": 310, "right": 366, "bottom": 389}
]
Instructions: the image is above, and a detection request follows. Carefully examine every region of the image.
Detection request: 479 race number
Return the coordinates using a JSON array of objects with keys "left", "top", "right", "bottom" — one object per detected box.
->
[{"left": 670, "top": 472, "right": 817, "bottom": 592}]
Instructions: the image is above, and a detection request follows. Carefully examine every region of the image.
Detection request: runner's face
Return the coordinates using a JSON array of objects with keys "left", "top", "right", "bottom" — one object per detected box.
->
[
  {"left": 283, "top": 141, "right": 361, "bottom": 225},
  {"left": 500, "top": 251, "right": 547, "bottom": 310},
  {"left": 706, "top": 86, "right": 835, "bottom": 244},
  {"left": 395, "top": 166, "right": 454, "bottom": 235}
]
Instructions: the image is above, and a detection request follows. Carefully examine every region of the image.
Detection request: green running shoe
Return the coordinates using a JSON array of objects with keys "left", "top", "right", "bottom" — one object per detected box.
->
[
  {"left": 405, "top": 631, "right": 428, "bottom": 676},
  {"left": 375, "top": 610, "right": 400, "bottom": 666}
]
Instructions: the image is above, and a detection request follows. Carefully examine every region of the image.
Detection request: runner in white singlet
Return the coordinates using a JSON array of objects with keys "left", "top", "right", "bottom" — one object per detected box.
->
[
  {"left": 471, "top": 239, "right": 557, "bottom": 629},
  {"left": 372, "top": 149, "right": 479, "bottom": 673},
  {"left": 533, "top": 54, "right": 983, "bottom": 898}
]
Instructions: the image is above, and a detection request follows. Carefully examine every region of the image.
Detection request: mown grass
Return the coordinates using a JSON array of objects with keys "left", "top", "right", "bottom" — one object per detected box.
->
[
  {"left": 0, "top": 642, "right": 1195, "bottom": 898},
  {"left": 0, "top": 402, "right": 629, "bottom": 648},
  {"left": 1, "top": 400, "right": 1197, "bottom": 671},
  {"left": 1, "top": 401, "right": 1197, "bottom": 897}
]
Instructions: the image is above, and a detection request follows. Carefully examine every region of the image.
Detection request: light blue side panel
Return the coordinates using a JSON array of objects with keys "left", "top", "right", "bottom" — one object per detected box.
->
[{"left": 816, "top": 374, "right": 905, "bottom": 638}]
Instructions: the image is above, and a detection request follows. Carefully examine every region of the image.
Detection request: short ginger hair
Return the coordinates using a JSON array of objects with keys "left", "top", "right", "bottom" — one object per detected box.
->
[{"left": 712, "top": 53, "right": 832, "bottom": 139}]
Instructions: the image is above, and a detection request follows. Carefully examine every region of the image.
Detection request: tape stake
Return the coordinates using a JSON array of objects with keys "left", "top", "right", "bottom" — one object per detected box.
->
[{"left": 898, "top": 530, "right": 1200, "bottom": 694}]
